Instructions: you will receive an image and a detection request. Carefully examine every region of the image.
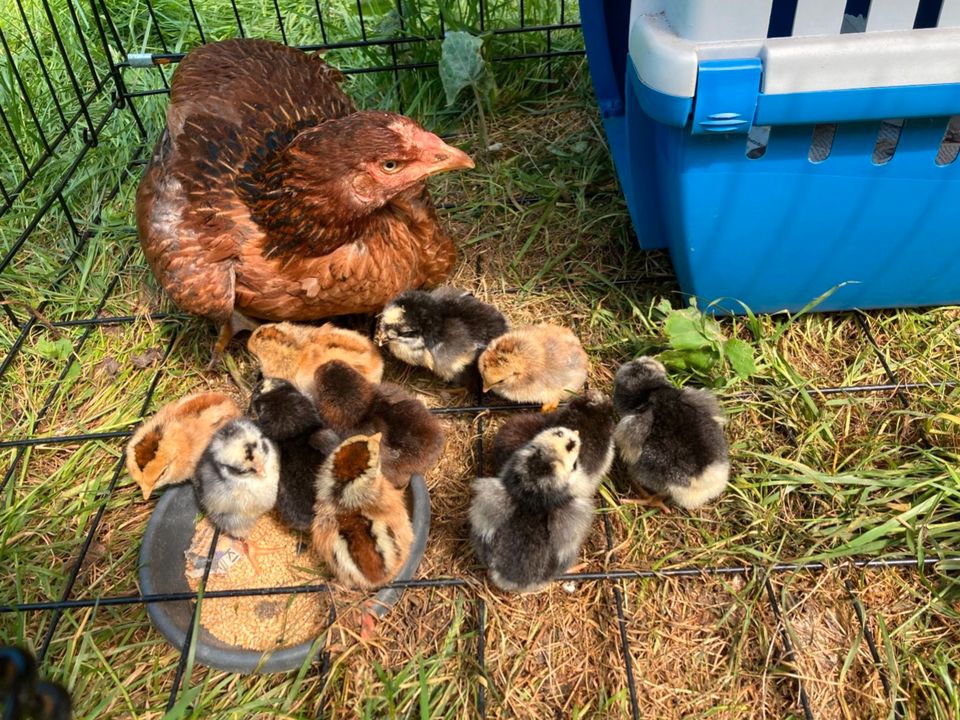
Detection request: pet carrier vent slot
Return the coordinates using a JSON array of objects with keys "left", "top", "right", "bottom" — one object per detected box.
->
[
  {"left": 936, "top": 116, "right": 960, "bottom": 165},
  {"left": 841, "top": 0, "right": 872, "bottom": 32},
  {"left": 746, "top": 125, "right": 771, "bottom": 159},
  {"left": 872, "top": 119, "right": 904, "bottom": 165},
  {"left": 767, "top": 0, "right": 799, "bottom": 37},
  {"left": 808, "top": 124, "right": 837, "bottom": 163},
  {"left": 914, "top": 0, "right": 945, "bottom": 27}
]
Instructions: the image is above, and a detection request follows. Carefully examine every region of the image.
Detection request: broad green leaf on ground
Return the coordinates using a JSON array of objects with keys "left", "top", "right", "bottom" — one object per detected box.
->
[
  {"left": 439, "top": 31, "right": 485, "bottom": 106},
  {"left": 664, "top": 310, "right": 711, "bottom": 350},
  {"left": 723, "top": 338, "right": 757, "bottom": 378}
]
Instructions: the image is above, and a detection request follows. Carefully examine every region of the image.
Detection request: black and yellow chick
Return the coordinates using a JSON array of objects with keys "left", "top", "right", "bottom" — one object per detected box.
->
[
  {"left": 376, "top": 286, "right": 508, "bottom": 387},
  {"left": 311, "top": 433, "right": 413, "bottom": 590},
  {"left": 248, "top": 376, "right": 340, "bottom": 532},
  {"left": 313, "top": 360, "right": 444, "bottom": 489},
  {"left": 470, "top": 427, "right": 594, "bottom": 593},
  {"left": 489, "top": 389, "right": 615, "bottom": 496},
  {"left": 192, "top": 419, "right": 280, "bottom": 571},
  {"left": 613, "top": 357, "right": 729, "bottom": 510}
]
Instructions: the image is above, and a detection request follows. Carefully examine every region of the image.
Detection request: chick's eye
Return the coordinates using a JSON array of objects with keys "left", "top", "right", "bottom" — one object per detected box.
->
[{"left": 381, "top": 160, "right": 402, "bottom": 173}]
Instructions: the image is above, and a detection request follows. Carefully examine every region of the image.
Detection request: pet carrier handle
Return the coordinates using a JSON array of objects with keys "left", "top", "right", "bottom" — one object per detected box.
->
[{"left": 630, "top": 11, "right": 960, "bottom": 132}]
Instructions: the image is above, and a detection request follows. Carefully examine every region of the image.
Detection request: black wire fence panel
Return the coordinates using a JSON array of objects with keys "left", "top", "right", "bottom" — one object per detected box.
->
[{"left": 0, "top": 1, "right": 955, "bottom": 718}]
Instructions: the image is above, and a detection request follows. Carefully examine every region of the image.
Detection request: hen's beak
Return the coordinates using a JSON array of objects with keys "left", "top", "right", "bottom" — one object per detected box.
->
[{"left": 414, "top": 130, "right": 475, "bottom": 175}]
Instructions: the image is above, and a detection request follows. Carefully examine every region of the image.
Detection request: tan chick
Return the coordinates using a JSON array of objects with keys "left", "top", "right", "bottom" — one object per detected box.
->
[
  {"left": 478, "top": 324, "right": 589, "bottom": 412},
  {"left": 311, "top": 433, "right": 413, "bottom": 591},
  {"left": 247, "top": 321, "right": 383, "bottom": 398},
  {"left": 125, "top": 392, "right": 241, "bottom": 500}
]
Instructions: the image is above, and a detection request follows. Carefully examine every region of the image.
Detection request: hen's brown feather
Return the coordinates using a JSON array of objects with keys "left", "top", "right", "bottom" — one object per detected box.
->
[{"left": 136, "top": 38, "right": 457, "bottom": 324}]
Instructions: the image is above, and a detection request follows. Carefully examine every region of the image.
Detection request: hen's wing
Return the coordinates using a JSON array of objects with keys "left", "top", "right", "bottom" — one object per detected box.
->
[{"left": 167, "top": 38, "right": 355, "bottom": 141}]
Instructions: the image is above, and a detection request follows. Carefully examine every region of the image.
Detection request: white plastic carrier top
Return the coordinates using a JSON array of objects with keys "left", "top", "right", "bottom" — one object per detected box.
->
[{"left": 629, "top": 0, "right": 960, "bottom": 98}]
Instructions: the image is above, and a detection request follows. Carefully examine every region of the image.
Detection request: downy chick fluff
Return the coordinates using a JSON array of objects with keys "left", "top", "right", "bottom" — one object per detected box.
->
[
  {"left": 247, "top": 321, "right": 383, "bottom": 400},
  {"left": 469, "top": 427, "right": 594, "bottom": 593},
  {"left": 613, "top": 357, "right": 729, "bottom": 509},
  {"left": 489, "top": 389, "right": 614, "bottom": 496},
  {"left": 313, "top": 360, "right": 444, "bottom": 488},
  {"left": 376, "top": 286, "right": 508, "bottom": 385},
  {"left": 478, "top": 324, "right": 588, "bottom": 410},
  {"left": 126, "top": 392, "right": 241, "bottom": 500},
  {"left": 248, "top": 376, "right": 340, "bottom": 531},
  {"left": 311, "top": 433, "right": 413, "bottom": 590},
  {"left": 192, "top": 419, "right": 280, "bottom": 541}
]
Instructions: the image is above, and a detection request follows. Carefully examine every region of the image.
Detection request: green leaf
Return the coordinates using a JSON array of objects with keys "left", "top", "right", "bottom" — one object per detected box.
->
[
  {"left": 33, "top": 337, "right": 73, "bottom": 361},
  {"left": 723, "top": 338, "right": 757, "bottom": 378},
  {"left": 664, "top": 310, "right": 711, "bottom": 351},
  {"left": 439, "top": 31, "right": 486, "bottom": 107},
  {"left": 658, "top": 348, "right": 717, "bottom": 373}
]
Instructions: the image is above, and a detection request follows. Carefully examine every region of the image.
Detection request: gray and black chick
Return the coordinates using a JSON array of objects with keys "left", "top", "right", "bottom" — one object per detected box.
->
[
  {"left": 248, "top": 376, "right": 340, "bottom": 532},
  {"left": 612, "top": 357, "right": 729, "bottom": 509},
  {"left": 469, "top": 427, "right": 594, "bottom": 593},
  {"left": 489, "top": 389, "right": 615, "bottom": 496},
  {"left": 192, "top": 418, "right": 280, "bottom": 570},
  {"left": 313, "top": 360, "right": 444, "bottom": 489},
  {"left": 376, "top": 286, "right": 508, "bottom": 387}
]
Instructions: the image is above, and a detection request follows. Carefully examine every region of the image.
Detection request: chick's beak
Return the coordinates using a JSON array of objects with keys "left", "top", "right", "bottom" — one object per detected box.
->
[{"left": 414, "top": 130, "right": 475, "bottom": 176}]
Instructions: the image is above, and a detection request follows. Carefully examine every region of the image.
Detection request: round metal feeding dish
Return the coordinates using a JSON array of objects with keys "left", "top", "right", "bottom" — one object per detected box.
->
[{"left": 138, "top": 476, "right": 431, "bottom": 674}]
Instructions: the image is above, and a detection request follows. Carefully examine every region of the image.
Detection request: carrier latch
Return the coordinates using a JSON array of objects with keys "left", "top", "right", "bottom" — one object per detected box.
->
[{"left": 691, "top": 58, "right": 762, "bottom": 135}]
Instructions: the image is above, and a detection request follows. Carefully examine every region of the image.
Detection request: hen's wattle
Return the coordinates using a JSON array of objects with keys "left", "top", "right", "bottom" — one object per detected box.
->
[{"left": 136, "top": 38, "right": 473, "bottom": 353}]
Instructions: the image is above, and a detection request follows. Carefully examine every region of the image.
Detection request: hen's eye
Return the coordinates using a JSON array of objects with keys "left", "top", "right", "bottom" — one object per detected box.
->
[{"left": 381, "top": 160, "right": 401, "bottom": 173}]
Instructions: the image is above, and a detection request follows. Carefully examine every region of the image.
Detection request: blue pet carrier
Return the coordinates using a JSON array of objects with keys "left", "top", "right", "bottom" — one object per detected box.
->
[{"left": 580, "top": 0, "right": 960, "bottom": 313}]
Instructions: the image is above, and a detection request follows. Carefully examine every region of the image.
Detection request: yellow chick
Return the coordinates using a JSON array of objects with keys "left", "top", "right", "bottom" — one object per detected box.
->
[
  {"left": 310, "top": 433, "right": 413, "bottom": 591},
  {"left": 125, "top": 392, "right": 241, "bottom": 500},
  {"left": 247, "top": 321, "right": 383, "bottom": 398},
  {"left": 477, "top": 324, "right": 589, "bottom": 412}
]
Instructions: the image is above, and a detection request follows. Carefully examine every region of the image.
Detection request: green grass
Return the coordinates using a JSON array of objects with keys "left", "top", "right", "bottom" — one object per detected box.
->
[{"left": 2, "top": 1, "right": 960, "bottom": 718}]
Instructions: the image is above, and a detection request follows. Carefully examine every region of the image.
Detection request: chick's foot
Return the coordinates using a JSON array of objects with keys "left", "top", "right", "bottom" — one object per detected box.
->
[
  {"left": 238, "top": 539, "right": 285, "bottom": 574},
  {"left": 623, "top": 490, "right": 671, "bottom": 514}
]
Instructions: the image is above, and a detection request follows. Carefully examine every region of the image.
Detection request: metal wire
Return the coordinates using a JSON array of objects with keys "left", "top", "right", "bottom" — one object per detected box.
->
[
  {"left": 166, "top": 524, "right": 221, "bottom": 710},
  {"left": 764, "top": 576, "right": 814, "bottom": 720},
  {"left": 844, "top": 578, "right": 904, "bottom": 719}
]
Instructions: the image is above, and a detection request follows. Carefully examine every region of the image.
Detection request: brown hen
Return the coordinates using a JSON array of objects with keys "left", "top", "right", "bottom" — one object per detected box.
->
[{"left": 136, "top": 38, "right": 474, "bottom": 356}]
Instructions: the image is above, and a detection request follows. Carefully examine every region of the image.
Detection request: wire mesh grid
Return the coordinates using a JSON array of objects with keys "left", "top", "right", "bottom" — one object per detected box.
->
[{"left": 0, "top": 1, "right": 957, "bottom": 717}]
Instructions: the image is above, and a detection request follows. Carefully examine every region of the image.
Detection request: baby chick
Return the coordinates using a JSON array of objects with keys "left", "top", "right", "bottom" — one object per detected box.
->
[
  {"left": 489, "top": 390, "right": 615, "bottom": 496},
  {"left": 376, "top": 286, "right": 508, "bottom": 385},
  {"left": 192, "top": 418, "right": 280, "bottom": 571},
  {"left": 313, "top": 360, "right": 444, "bottom": 489},
  {"left": 470, "top": 427, "right": 594, "bottom": 593},
  {"left": 248, "top": 376, "right": 340, "bottom": 532},
  {"left": 247, "top": 321, "right": 383, "bottom": 399},
  {"left": 612, "top": 357, "right": 729, "bottom": 510},
  {"left": 126, "top": 392, "right": 241, "bottom": 500},
  {"left": 311, "top": 433, "right": 413, "bottom": 590},
  {"left": 478, "top": 324, "right": 589, "bottom": 411}
]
